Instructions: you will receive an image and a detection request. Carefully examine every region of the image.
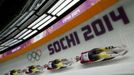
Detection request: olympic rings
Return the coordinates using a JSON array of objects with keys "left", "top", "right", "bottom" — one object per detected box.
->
[{"left": 27, "top": 49, "right": 42, "bottom": 62}]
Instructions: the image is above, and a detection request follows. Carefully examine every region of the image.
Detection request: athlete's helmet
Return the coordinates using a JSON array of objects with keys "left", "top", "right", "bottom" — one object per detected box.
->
[{"left": 75, "top": 56, "right": 80, "bottom": 62}]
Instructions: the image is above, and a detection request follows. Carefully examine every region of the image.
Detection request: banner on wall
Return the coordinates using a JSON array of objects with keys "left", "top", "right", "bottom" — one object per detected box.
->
[
  {"left": 27, "top": 48, "right": 42, "bottom": 62},
  {"left": 32, "top": 32, "right": 44, "bottom": 43},
  {"left": 0, "top": 54, "right": 2, "bottom": 58},
  {"left": 47, "top": 6, "right": 130, "bottom": 55}
]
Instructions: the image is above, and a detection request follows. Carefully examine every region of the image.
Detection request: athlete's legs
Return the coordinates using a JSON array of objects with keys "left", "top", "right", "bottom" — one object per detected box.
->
[
  {"left": 87, "top": 48, "right": 105, "bottom": 61},
  {"left": 98, "top": 52, "right": 110, "bottom": 59},
  {"left": 90, "top": 52, "right": 111, "bottom": 62},
  {"left": 88, "top": 52, "right": 110, "bottom": 62},
  {"left": 87, "top": 47, "right": 105, "bottom": 53},
  {"left": 99, "top": 50, "right": 127, "bottom": 59},
  {"left": 13, "top": 72, "right": 18, "bottom": 75},
  {"left": 10, "top": 70, "right": 17, "bottom": 75},
  {"left": 32, "top": 68, "right": 40, "bottom": 73},
  {"left": 52, "top": 59, "right": 63, "bottom": 69},
  {"left": 89, "top": 54, "right": 100, "bottom": 61},
  {"left": 88, "top": 45, "right": 128, "bottom": 62},
  {"left": 87, "top": 48, "right": 117, "bottom": 62},
  {"left": 56, "top": 62, "right": 64, "bottom": 69}
]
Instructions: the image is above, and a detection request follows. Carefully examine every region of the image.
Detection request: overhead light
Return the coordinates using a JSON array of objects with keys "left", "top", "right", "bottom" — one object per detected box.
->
[
  {"left": 0, "top": 47, "right": 8, "bottom": 51},
  {"left": 38, "top": 16, "right": 56, "bottom": 30},
  {"left": 15, "top": 29, "right": 28, "bottom": 38},
  {"left": 3, "top": 27, "right": 17, "bottom": 37},
  {"left": 47, "top": 0, "right": 65, "bottom": 13},
  {"left": 18, "top": 30, "right": 32, "bottom": 39},
  {"left": 57, "top": 0, "right": 79, "bottom": 16},
  {"left": 32, "top": 15, "right": 52, "bottom": 29},
  {"left": 51, "top": 0, "right": 72, "bottom": 15},
  {"left": 0, "top": 47, "right": 3, "bottom": 49},
  {"left": 16, "top": 11, "right": 35, "bottom": 26},
  {"left": 23, "top": 30, "right": 38, "bottom": 39},
  {"left": 9, "top": 40, "right": 22, "bottom": 47},
  {"left": 1, "top": 27, "right": 17, "bottom": 38},
  {"left": 28, "top": 14, "right": 47, "bottom": 28},
  {"left": 29, "top": 0, "right": 40, "bottom": 11},
  {"left": 0, "top": 27, "right": 17, "bottom": 37},
  {"left": 34, "top": 0, "right": 47, "bottom": 10},
  {"left": 1, "top": 39, "right": 14, "bottom": 46},
  {"left": 10, "top": 12, "right": 28, "bottom": 27},
  {"left": 5, "top": 39, "right": 18, "bottom": 46}
]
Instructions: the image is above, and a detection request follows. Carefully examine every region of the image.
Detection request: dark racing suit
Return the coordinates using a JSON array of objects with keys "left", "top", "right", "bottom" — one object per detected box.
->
[
  {"left": 47, "top": 59, "right": 65, "bottom": 70},
  {"left": 10, "top": 70, "right": 18, "bottom": 75},
  {"left": 80, "top": 48, "right": 111, "bottom": 63}
]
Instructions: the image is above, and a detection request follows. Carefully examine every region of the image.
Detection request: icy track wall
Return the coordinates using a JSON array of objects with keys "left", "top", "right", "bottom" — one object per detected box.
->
[{"left": 1, "top": 0, "right": 134, "bottom": 75}]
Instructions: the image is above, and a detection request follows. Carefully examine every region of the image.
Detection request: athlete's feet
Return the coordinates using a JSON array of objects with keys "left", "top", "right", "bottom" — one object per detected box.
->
[
  {"left": 118, "top": 49, "right": 128, "bottom": 56},
  {"left": 109, "top": 49, "right": 128, "bottom": 58}
]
